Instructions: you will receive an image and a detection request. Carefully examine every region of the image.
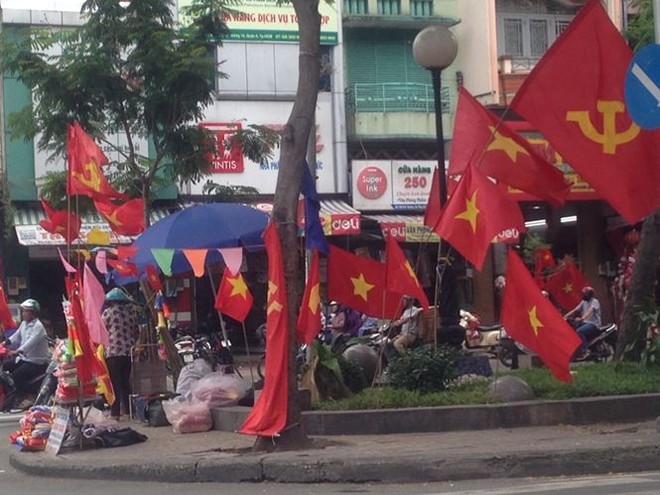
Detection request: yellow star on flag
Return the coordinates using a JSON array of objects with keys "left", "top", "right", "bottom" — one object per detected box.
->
[
  {"left": 308, "top": 283, "right": 320, "bottom": 314},
  {"left": 486, "top": 126, "right": 529, "bottom": 162},
  {"left": 455, "top": 191, "right": 480, "bottom": 233},
  {"left": 528, "top": 305, "right": 544, "bottom": 336},
  {"left": 227, "top": 274, "right": 249, "bottom": 299},
  {"left": 351, "top": 273, "right": 375, "bottom": 301},
  {"left": 404, "top": 261, "right": 420, "bottom": 287},
  {"left": 562, "top": 282, "right": 573, "bottom": 294}
]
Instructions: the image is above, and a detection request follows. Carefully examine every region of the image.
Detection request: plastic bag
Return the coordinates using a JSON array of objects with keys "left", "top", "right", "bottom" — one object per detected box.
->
[
  {"left": 190, "top": 372, "right": 249, "bottom": 408},
  {"left": 161, "top": 397, "right": 212, "bottom": 434},
  {"left": 176, "top": 359, "right": 214, "bottom": 399}
]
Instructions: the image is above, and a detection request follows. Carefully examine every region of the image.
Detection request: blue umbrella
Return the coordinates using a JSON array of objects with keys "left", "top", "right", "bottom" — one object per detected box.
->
[{"left": 124, "top": 203, "right": 270, "bottom": 278}]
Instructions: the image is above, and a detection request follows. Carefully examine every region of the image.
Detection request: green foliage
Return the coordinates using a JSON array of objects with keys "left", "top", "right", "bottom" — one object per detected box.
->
[
  {"left": 522, "top": 233, "right": 551, "bottom": 266},
  {"left": 339, "top": 355, "right": 367, "bottom": 394},
  {"left": 311, "top": 339, "right": 351, "bottom": 401},
  {"left": 0, "top": 0, "right": 275, "bottom": 205},
  {"left": 387, "top": 345, "right": 459, "bottom": 393},
  {"left": 202, "top": 181, "right": 261, "bottom": 200},
  {"left": 623, "top": 306, "right": 660, "bottom": 368},
  {"left": 625, "top": 0, "right": 654, "bottom": 50},
  {"left": 315, "top": 362, "right": 660, "bottom": 410}
]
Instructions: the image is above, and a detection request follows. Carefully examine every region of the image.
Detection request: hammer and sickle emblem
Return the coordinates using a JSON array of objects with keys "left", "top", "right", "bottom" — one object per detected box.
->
[
  {"left": 566, "top": 100, "right": 640, "bottom": 154},
  {"left": 106, "top": 210, "right": 123, "bottom": 227},
  {"left": 72, "top": 161, "right": 103, "bottom": 191}
]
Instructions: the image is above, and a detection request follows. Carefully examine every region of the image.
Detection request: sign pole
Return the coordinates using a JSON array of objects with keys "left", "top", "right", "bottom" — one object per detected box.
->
[{"left": 654, "top": 0, "right": 660, "bottom": 42}]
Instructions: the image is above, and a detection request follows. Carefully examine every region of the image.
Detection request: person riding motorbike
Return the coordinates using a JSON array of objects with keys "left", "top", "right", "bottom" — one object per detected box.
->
[
  {"left": 1, "top": 299, "right": 50, "bottom": 411},
  {"left": 564, "top": 286, "right": 602, "bottom": 360}
]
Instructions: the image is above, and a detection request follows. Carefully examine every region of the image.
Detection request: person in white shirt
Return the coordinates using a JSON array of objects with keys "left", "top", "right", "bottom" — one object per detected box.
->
[
  {"left": 1, "top": 299, "right": 50, "bottom": 410},
  {"left": 392, "top": 295, "right": 422, "bottom": 356},
  {"left": 564, "top": 286, "right": 602, "bottom": 357}
]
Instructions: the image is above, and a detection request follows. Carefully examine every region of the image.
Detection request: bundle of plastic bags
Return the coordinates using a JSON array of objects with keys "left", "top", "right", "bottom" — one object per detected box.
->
[
  {"left": 190, "top": 372, "right": 249, "bottom": 408},
  {"left": 162, "top": 397, "right": 212, "bottom": 434}
]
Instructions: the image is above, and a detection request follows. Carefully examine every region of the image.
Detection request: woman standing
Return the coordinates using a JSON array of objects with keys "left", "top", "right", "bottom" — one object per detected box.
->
[{"left": 102, "top": 288, "right": 139, "bottom": 420}]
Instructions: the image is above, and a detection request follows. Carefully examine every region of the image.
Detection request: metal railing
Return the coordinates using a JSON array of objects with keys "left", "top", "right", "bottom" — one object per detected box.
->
[{"left": 348, "top": 82, "right": 450, "bottom": 113}]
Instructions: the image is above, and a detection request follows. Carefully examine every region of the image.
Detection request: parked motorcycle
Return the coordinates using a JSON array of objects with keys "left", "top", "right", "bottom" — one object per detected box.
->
[
  {"left": 460, "top": 309, "right": 504, "bottom": 359},
  {"left": 174, "top": 327, "right": 236, "bottom": 374},
  {"left": 0, "top": 357, "right": 57, "bottom": 412}
]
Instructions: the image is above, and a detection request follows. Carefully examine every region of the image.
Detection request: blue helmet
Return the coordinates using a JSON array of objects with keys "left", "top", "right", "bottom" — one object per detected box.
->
[{"left": 105, "top": 288, "right": 131, "bottom": 303}]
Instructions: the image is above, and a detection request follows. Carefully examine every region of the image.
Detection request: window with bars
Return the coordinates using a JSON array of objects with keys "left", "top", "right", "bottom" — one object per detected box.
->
[
  {"left": 344, "top": 0, "right": 368, "bottom": 14},
  {"left": 529, "top": 19, "right": 548, "bottom": 57},
  {"left": 411, "top": 0, "right": 433, "bottom": 16},
  {"left": 499, "top": 14, "right": 574, "bottom": 63},
  {"left": 503, "top": 18, "right": 523, "bottom": 57},
  {"left": 377, "top": 0, "right": 401, "bottom": 15}
]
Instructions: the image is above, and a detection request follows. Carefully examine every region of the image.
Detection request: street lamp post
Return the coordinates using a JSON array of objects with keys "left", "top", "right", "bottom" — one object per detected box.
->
[{"left": 412, "top": 26, "right": 463, "bottom": 344}]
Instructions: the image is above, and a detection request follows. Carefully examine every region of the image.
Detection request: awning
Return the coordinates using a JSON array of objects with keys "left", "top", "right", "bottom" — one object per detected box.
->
[
  {"left": 365, "top": 214, "right": 439, "bottom": 243},
  {"left": 14, "top": 206, "right": 172, "bottom": 246},
  {"left": 252, "top": 199, "right": 361, "bottom": 236}
]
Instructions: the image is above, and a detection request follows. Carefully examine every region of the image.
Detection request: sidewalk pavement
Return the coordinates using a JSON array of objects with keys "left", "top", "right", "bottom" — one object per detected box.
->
[{"left": 8, "top": 417, "right": 660, "bottom": 483}]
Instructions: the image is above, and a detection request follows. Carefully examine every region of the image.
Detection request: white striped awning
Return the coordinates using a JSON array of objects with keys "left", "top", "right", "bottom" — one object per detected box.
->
[
  {"left": 252, "top": 199, "right": 361, "bottom": 236},
  {"left": 13, "top": 206, "right": 173, "bottom": 246}
]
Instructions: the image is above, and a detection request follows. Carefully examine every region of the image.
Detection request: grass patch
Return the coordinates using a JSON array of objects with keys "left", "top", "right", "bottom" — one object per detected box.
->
[{"left": 313, "top": 362, "right": 660, "bottom": 411}]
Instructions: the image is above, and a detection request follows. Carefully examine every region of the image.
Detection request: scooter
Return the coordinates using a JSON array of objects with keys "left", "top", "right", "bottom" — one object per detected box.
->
[
  {"left": 460, "top": 310, "right": 504, "bottom": 359},
  {"left": 0, "top": 357, "right": 58, "bottom": 412}
]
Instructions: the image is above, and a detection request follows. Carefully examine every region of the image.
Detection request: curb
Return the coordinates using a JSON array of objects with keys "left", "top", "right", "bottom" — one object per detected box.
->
[{"left": 10, "top": 444, "right": 660, "bottom": 483}]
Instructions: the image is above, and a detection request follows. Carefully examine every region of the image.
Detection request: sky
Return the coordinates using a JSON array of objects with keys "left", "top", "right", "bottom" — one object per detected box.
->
[{"left": 2, "top": 0, "right": 84, "bottom": 11}]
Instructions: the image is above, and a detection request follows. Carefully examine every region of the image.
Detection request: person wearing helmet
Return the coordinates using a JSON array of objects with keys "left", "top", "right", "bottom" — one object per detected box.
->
[
  {"left": 102, "top": 288, "right": 140, "bottom": 420},
  {"left": 564, "top": 286, "right": 602, "bottom": 359},
  {"left": 1, "top": 299, "right": 50, "bottom": 411}
]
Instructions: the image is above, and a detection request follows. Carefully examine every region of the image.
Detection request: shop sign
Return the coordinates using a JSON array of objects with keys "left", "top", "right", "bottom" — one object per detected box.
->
[
  {"left": 323, "top": 213, "right": 360, "bottom": 236},
  {"left": 200, "top": 123, "right": 244, "bottom": 173},
  {"left": 15, "top": 224, "right": 131, "bottom": 246},
  {"left": 494, "top": 227, "right": 520, "bottom": 244},
  {"left": 178, "top": 0, "right": 338, "bottom": 45},
  {"left": 352, "top": 160, "right": 436, "bottom": 211}
]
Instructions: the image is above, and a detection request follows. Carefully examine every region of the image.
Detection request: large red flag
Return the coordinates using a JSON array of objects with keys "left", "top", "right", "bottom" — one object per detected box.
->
[
  {"left": 214, "top": 268, "right": 253, "bottom": 323},
  {"left": 510, "top": 0, "right": 660, "bottom": 224},
  {"left": 0, "top": 286, "right": 17, "bottom": 330},
  {"left": 39, "top": 198, "right": 82, "bottom": 245},
  {"left": 240, "top": 222, "right": 288, "bottom": 437},
  {"left": 423, "top": 167, "right": 442, "bottom": 229},
  {"left": 327, "top": 245, "right": 400, "bottom": 319},
  {"left": 67, "top": 123, "right": 128, "bottom": 201},
  {"left": 296, "top": 250, "right": 322, "bottom": 344},
  {"left": 449, "top": 87, "right": 569, "bottom": 206},
  {"left": 545, "top": 260, "right": 592, "bottom": 311},
  {"left": 502, "top": 249, "right": 581, "bottom": 382},
  {"left": 384, "top": 236, "right": 430, "bottom": 309},
  {"left": 94, "top": 198, "right": 146, "bottom": 236},
  {"left": 433, "top": 164, "right": 525, "bottom": 270}
]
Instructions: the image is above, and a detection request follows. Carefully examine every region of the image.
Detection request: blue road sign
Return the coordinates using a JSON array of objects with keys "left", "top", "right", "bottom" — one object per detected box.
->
[{"left": 625, "top": 44, "right": 660, "bottom": 130}]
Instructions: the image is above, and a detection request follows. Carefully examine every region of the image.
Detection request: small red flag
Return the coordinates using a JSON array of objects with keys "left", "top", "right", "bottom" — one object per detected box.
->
[
  {"left": 214, "top": 268, "right": 253, "bottom": 323},
  {"left": 423, "top": 167, "right": 442, "bottom": 229},
  {"left": 107, "top": 259, "right": 138, "bottom": 278},
  {"left": 449, "top": 87, "right": 569, "bottom": 206},
  {"left": 145, "top": 265, "right": 163, "bottom": 293},
  {"left": 327, "top": 245, "right": 400, "bottom": 319},
  {"left": 0, "top": 286, "right": 17, "bottom": 330},
  {"left": 384, "top": 236, "right": 430, "bottom": 309},
  {"left": 296, "top": 250, "right": 322, "bottom": 344},
  {"left": 545, "top": 260, "right": 592, "bottom": 311},
  {"left": 432, "top": 164, "right": 525, "bottom": 270},
  {"left": 116, "top": 245, "right": 138, "bottom": 261},
  {"left": 39, "top": 198, "right": 82, "bottom": 245},
  {"left": 510, "top": 0, "right": 660, "bottom": 224},
  {"left": 66, "top": 123, "right": 128, "bottom": 201},
  {"left": 534, "top": 247, "right": 556, "bottom": 281},
  {"left": 94, "top": 198, "right": 146, "bottom": 236},
  {"left": 502, "top": 249, "right": 581, "bottom": 382},
  {"left": 239, "top": 222, "right": 289, "bottom": 437}
]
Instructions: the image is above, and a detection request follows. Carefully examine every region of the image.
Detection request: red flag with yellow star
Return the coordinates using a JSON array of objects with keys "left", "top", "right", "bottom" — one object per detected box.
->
[
  {"left": 432, "top": 164, "right": 525, "bottom": 270},
  {"left": 0, "top": 285, "right": 17, "bottom": 330},
  {"left": 327, "top": 245, "right": 400, "bottom": 319},
  {"left": 145, "top": 265, "right": 163, "bottom": 293},
  {"left": 214, "top": 268, "right": 253, "bottom": 323},
  {"left": 94, "top": 198, "right": 145, "bottom": 236},
  {"left": 502, "top": 249, "right": 581, "bottom": 382},
  {"left": 39, "top": 198, "right": 82, "bottom": 245},
  {"left": 67, "top": 122, "right": 128, "bottom": 201},
  {"left": 510, "top": 0, "right": 660, "bottom": 224},
  {"left": 423, "top": 167, "right": 442, "bottom": 229},
  {"left": 545, "top": 260, "right": 592, "bottom": 312},
  {"left": 296, "top": 250, "right": 322, "bottom": 344},
  {"left": 384, "top": 236, "right": 430, "bottom": 309},
  {"left": 449, "top": 87, "right": 569, "bottom": 207},
  {"left": 240, "top": 222, "right": 288, "bottom": 437}
]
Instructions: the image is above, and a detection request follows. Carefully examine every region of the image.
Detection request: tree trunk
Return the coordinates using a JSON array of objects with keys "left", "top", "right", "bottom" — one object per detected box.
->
[
  {"left": 615, "top": 209, "right": 660, "bottom": 360},
  {"left": 253, "top": 0, "right": 321, "bottom": 452}
]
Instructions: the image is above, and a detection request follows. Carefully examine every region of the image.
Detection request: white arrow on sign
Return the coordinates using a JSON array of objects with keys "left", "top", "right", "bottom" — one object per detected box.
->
[{"left": 631, "top": 63, "right": 660, "bottom": 107}]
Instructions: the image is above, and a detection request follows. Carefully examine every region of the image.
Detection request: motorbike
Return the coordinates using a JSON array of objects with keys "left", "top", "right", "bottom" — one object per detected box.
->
[
  {"left": 500, "top": 322, "right": 619, "bottom": 369},
  {"left": 174, "top": 326, "right": 237, "bottom": 374},
  {"left": 0, "top": 353, "right": 58, "bottom": 412},
  {"left": 460, "top": 309, "right": 504, "bottom": 359},
  {"left": 256, "top": 324, "right": 309, "bottom": 381}
]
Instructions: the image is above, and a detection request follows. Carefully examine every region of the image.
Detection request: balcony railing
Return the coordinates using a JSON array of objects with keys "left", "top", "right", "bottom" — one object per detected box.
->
[{"left": 348, "top": 82, "right": 450, "bottom": 113}]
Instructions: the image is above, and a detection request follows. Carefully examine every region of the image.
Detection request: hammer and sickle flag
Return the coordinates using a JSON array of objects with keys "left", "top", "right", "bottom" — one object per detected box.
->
[
  {"left": 510, "top": 0, "right": 660, "bottom": 224},
  {"left": 240, "top": 222, "right": 289, "bottom": 437},
  {"left": 502, "top": 249, "right": 581, "bottom": 383},
  {"left": 67, "top": 123, "right": 128, "bottom": 201}
]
